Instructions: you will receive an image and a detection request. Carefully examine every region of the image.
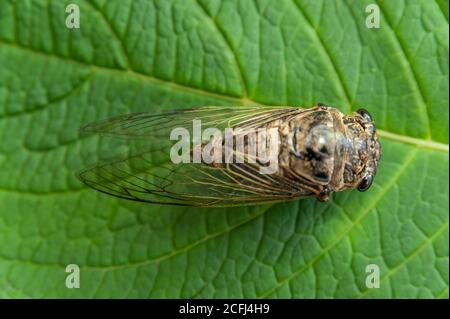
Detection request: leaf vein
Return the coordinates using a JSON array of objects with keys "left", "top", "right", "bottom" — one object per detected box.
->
[{"left": 257, "top": 149, "right": 420, "bottom": 298}]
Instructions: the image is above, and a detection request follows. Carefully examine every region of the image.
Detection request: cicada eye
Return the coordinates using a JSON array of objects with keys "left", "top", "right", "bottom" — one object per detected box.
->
[
  {"left": 356, "top": 108, "right": 373, "bottom": 123},
  {"left": 357, "top": 175, "right": 373, "bottom": 192}
]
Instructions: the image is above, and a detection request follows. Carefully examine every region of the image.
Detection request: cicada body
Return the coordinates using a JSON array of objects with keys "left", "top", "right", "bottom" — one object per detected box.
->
[{"left": 78, "top": 105, "right": 381, "bottom": 207}]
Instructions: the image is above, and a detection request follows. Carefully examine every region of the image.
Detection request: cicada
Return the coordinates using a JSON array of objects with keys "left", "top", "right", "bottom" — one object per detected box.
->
[{"left": 78, "top": 104, "right": 381, "bottom": 206}]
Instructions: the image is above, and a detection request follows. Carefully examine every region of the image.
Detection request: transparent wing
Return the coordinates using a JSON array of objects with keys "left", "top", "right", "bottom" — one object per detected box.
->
[
  {"left": 78, "top": 152, "right": 313, "bottom": 207},
  {"left": 78, "top": 106, "right": 315, "bottom": 206},
  {"left": 80, "top": 106, "right": 315, "bottom": 137}
]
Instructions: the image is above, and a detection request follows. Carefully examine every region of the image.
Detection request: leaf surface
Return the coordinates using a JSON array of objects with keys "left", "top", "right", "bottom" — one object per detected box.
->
[{"left": 0, "top": 0, "right": 448, "bottom": 298}]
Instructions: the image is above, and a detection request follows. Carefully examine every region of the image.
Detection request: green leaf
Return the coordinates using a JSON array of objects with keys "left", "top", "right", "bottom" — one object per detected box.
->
[{"left": 0, "top": 0, "right": 448, "bottom": 298}]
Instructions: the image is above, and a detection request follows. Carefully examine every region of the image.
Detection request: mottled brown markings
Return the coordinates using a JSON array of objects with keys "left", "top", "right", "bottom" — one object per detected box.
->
[{"left": 79, "top": 105, "right": 381, "bottom": 206}]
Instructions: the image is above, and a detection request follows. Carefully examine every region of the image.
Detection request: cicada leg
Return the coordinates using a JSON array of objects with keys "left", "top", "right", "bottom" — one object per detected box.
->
[{"left": 316, "top": 189, "right": 330, "bottom": 202}]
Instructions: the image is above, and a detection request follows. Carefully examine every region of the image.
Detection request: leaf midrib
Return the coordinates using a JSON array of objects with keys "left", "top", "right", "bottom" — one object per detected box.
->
[{"left": 0, "top": 40, "right": 448, "bottom": 153}]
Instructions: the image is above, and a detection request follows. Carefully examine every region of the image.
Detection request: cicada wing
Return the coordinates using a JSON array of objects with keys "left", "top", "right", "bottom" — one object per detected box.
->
[
  {"left": 79, "top": 106, "right": 316, "bottom": 206},
  {"left": 80, "top": 106, "right": 305, "bottom": 137},
  {"left": 78, "top": 150, "right": 311, "bottom": 207}
]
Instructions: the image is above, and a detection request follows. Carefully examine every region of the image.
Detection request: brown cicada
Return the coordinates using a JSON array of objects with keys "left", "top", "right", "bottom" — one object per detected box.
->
[{"left": 78, "top": 104, "right": 381, "bottom": 206}]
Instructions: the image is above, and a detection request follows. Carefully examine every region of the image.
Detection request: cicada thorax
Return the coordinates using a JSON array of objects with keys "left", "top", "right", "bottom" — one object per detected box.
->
[
  {"left": 278, "top": 105, "right": 382, "bottom": 200},
  {"left": 276, "top": 106, "right": 348, "bottom": 200}
]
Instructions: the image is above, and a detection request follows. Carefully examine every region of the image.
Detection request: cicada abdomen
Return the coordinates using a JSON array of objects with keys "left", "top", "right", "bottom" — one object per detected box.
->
[{"left": 78, "top": 105, "right": 381, "bottom": 206}]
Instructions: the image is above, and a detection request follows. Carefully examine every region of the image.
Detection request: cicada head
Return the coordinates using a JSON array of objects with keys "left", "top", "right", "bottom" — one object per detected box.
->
[{"left": 343, "top": 108, "right": 381, "bottom": 192}]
